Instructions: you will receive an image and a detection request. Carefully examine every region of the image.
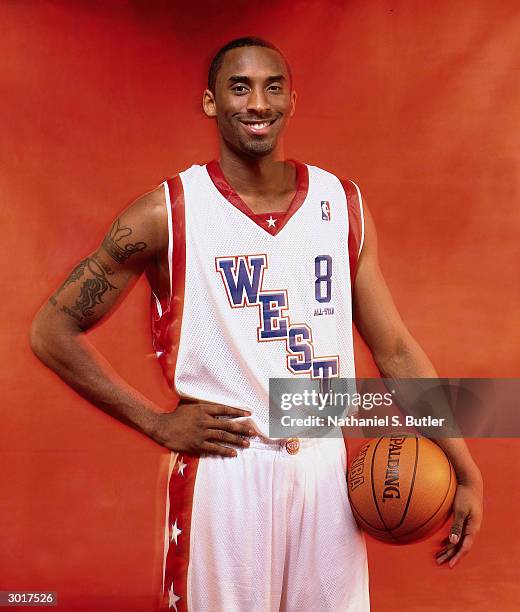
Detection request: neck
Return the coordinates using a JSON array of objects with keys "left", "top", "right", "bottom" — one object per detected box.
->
[{"left": 218, "top": 141, "right": 292, "bottom": 197}]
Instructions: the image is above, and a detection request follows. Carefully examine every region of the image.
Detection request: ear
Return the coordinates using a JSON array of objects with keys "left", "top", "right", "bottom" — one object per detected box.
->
[
  {"left": 203, "top": 89, "right": 217, "bottom": 118},
  {"left": 289, "top": 90, "right": 297, "bottom": 117}
]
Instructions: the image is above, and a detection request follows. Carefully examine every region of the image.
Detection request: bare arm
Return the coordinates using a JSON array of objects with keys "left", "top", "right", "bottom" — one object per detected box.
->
[
  {"left": 30, "top": 186, "right": 171, "bottom": 436},
  {"left": 30, "top": 185, "right": 253, "bottom": 456},
  {"left": 352, "top": 202, "right": 483, "bottom": 567}
]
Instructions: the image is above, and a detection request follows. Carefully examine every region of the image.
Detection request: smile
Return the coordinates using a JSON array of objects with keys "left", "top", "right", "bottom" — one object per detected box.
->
[{"left": 239, "top": 118, "right": 277, "bottom": 135}]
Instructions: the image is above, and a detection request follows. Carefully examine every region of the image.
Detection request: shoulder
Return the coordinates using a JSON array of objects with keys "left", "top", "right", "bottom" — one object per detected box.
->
[
  {"left": 123, "top": 182, "right": 168, "bottom": 232},
  {"left": 297, "top": 162, "right": 339, "bottom": 184},
  {"left": 128, "top": 162, "right": 203, "bottom": 225},
  {"left": 167, "top": 163, "right": 208, "bottom": 185},
  {"left": 300, "top": 162, "right": 364, "bottom": 198},
  {"left": 101, "top": 181, "right": 171, "bottom": 264},
  {"left": 300, "top": 162, "right": 364, "bottom": 211},
  {"left": 303, "top": 163, "right": 367, "bottom": 263}
]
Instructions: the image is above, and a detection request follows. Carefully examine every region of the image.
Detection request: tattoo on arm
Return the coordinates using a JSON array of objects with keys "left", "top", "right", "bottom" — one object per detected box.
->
[
  {"left": 61, "top": 305, "right": 83, "bottom": 323},
  {"left": 49, "top": 255, "right": 117, "bottom": 323},
  {"left": 73, "top": 256, "right": 116, "bottom": 318},
  {"left": 54, "top": 259, "right": 89, "bottom": 297},
  {"left": 102, "top": 218, "right": 147, "bottom": 264}
]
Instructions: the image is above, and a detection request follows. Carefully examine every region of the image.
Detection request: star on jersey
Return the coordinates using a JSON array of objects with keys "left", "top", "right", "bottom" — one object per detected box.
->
[
  {"left": 177, "top": 457, "right": 187, "bottom": 476},
  {"left": 266, "top": 216, "right": 277, "bottom": 228},
  {"left": 170, "top": 519, "right": 182, "bottom": 545},
  {"left": 168, "top": 582, "right": 180, "bottom": 610}
]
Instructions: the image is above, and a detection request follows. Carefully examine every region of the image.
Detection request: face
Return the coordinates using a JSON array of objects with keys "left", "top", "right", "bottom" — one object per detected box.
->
[{"left": 203, "top": 46, "right": 296, "bottom": 157}]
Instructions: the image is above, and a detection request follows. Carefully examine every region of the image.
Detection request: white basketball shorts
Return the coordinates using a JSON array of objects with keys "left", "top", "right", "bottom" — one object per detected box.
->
[{"left": 161, "top": 436, "right": 369, "bottom": 611}]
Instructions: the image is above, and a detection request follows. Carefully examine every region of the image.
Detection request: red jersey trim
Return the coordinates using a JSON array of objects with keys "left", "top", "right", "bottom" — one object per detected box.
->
[
  {"left": 162, "top": 454, "right": 199, "bottom": 611},
  {"left": 150, "top": 175, "right": 186, "bottom": 392},
  {"left": 205, "top": 159, "right": 309, "bottom": 236},
  {"left": 341, "top": 179, "right": 364, "bottom": 289}
]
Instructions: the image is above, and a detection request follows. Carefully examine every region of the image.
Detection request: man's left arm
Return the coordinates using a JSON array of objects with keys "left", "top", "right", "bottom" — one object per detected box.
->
[{"left": 351, "top": 201, "right": 483, "bottom": 568}]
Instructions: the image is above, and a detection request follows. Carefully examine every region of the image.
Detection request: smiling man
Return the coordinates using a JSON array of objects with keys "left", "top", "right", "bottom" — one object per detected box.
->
[{"left": 31, "top": 37, "right": 483, "bottom": 611}]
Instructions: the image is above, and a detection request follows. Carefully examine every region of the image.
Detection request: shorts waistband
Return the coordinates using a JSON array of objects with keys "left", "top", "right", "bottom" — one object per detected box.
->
[{"left": 246, "top": 433, "right": 340, "bottom": 453}]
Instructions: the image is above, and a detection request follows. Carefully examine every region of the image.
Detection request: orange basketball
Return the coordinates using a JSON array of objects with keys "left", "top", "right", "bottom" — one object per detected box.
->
[{"left": 347, "top": 434, "right": 457, "bottom": 544}]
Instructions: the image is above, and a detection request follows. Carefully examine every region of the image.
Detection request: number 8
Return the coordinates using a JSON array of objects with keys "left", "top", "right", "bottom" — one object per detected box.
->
[{"left": 315, "top": 255, "right": 332, "bottom": 303}]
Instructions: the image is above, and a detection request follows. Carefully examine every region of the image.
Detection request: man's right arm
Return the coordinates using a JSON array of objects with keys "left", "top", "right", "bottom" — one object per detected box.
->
[{"left": 30, "top": 185, "right": 253, "bottom": 456}]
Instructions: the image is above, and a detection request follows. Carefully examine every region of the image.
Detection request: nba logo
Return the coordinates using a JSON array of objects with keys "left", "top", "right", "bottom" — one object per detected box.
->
[{"left": 321, "top": 201, "right": 331, "bottom": 221}]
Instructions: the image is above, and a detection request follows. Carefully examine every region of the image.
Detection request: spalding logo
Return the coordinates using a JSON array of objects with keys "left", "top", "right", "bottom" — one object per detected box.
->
[{"left": 382, "top": 436, "right": 407, "bottom": 502}]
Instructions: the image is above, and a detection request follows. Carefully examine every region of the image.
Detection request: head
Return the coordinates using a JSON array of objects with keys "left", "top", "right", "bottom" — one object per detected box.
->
[{"left": 203, "top": 37, "right": 296, "bottom": 158}]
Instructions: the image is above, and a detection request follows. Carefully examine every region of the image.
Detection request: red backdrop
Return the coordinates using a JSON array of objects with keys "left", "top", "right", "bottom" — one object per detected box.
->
[{"left": 2, "top": 1, "right": 519, "bottom": 610}]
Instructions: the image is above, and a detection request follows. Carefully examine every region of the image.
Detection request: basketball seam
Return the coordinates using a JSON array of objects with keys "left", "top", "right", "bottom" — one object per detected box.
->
[
  {"left": 389, "top": 434, "right": 419, "bottom": 531},
  {"left": 348, "top": 444, "right": 390, "bottom": 532},
  {"left": 396, "top": 451, "right": 455, "bottom": 541},
  {"left": 350, "top": 504, "right": 395, "bottom": 541},
  {"left": 371, "top": 437, "right": 399, "bottom": 542},
  {"left": 350, "top": 497, "right": 392, "bottom": 532}
]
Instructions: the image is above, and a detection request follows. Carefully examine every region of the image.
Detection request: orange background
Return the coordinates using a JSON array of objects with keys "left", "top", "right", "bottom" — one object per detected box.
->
[{"left": 2, "top": 1, "right": 519, "bottom": 610}]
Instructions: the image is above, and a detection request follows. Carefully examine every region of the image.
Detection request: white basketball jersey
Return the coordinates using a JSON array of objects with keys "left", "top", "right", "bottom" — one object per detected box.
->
[{"left": 151, "top": 160, "right": 364, "bottom": 436}]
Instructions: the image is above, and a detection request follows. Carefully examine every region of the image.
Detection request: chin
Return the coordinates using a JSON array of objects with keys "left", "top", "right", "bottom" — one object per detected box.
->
[{"left": 242, "top": 139, "right": 276, "bottom": 156}]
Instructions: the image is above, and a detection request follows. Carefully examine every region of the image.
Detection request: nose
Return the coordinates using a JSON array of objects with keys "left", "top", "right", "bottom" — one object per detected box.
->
[{"left": 247, "top": 86, "right": 270, "bottom": 115}]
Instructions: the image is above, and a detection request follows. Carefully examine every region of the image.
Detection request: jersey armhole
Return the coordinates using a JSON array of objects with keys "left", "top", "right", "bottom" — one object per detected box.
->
[
  {"left": 151, "top": 178, "right": 176, "bottom": 316},
  {"left": 163, "top": 179, "right": 174, "bottom": 300},
  {"left": 340, "top": 178, "right": 365, "bottom": 284},
  {"left": 150, "top": 174, "right": 186, "bottom": 390}
]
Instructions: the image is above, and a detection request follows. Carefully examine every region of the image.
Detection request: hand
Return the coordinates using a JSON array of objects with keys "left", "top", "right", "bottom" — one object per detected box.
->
[
  {"left": 436, "top": 474, "right": 483, "bottom": 568},
  {"left": 150, "top": 400, "right": 255, "bottom": 457}
]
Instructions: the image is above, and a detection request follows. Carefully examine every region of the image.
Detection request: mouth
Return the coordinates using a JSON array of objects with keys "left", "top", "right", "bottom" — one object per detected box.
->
[{"left": 238, "top": 118, "right": 277, "bottom": 136}]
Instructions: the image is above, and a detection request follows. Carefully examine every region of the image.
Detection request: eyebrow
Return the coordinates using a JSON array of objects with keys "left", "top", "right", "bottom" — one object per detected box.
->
[{"left": 227, "top": 74, "right": 286, "bottom": 83}]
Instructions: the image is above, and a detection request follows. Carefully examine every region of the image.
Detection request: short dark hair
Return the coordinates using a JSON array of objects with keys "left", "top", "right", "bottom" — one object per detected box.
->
[{"left": 207, "top": 36, "right": 291, "bottom": 93}]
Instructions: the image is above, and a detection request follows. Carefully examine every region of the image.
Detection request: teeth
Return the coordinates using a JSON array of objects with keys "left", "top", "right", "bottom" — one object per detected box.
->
[{"left": 248, "top": 122, "right": 270, "bottom": 129}]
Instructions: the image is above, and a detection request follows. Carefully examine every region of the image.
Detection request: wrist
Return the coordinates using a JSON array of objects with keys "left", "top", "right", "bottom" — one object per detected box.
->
[
  {"left": 143, "top": 409, "right": 180, "bottom": 449},
  {"left": 433, "top": 438, "right": 482, "bottom": 488},
  {"left": 140, "top": 408, "right": 164, "bottom": 441},
  {"left": 456, "top": 464, "right": 483, "bottom": 489}
]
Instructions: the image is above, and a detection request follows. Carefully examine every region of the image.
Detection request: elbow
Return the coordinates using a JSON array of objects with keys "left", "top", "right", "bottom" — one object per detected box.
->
[
  {"left": 29, "top": 314, "right": 48, "bottom": 362},
  {"left": 30, "top": 307, "right": 83, "bottom": 366},
  {"left": 372, "top": 335, "right": 412, "bottom": 376},
  {"left": 29, "top": 309, "right": 62, "bottom": 364}
]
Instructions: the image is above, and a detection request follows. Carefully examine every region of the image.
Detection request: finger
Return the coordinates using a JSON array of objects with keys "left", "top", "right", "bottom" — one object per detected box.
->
[
  {"left": 435, "top": 545, "right": 454, "bottom": 558},
  {"left": 465, "top": 516, "right": 482, "bottom": 536},
  {"left": 207, "top": 429, "right": 251, "bottom": 448},
  {"left": 449, "top": 510, "right": 467, "bottom": 545},
  {"left": 205, "top": 404, "right": 252, "bottom": 417},
  {"left": 208, "top": 417, "right": 255, "bottom": 436},
  {"left": 436, "top": 547, "right": 458, "bottom": 565},
  {"left": 449, "top": 534, "right": 474, "bottom": 568},
  {"left": 200, "top": 441, "right": 238, "bottom": 458}
]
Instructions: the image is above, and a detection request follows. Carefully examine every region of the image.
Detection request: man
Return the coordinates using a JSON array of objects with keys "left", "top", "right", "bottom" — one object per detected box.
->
[{"left": 30, "top": 37, "right": 483, "bottom": 611}]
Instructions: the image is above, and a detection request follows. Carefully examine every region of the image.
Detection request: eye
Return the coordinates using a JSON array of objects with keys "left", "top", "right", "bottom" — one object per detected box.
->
[
  {"left": 267, "top": 83, "right": 283, "bottom": 93},
  {"left": 231, "top": 84, "right": 249, "bottom": 95}
]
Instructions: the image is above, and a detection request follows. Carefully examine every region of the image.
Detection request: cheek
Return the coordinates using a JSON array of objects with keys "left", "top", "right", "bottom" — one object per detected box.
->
[
  {"left": 273, "top": 97, "right": 292, "bottom": 116},
  {"left": 216, "top": 93, "right": 242, "bottom": 111},
  {"left": 216, "top": 114, "right": 241, "bottom": 140}
]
